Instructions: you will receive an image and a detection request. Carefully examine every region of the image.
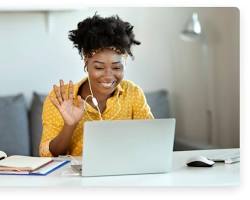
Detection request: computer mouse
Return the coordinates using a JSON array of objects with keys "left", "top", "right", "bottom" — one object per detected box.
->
[
  {"left": 0, "top": 151, "right": 7, "bottom": 160},
  {"left": 186, "top": 156, "right": 215, "bottom": 167}
]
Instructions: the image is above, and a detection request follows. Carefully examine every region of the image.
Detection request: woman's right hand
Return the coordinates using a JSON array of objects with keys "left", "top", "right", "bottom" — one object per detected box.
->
[{"left": 49, "top": 80, "right": 85, "bottom": 126}]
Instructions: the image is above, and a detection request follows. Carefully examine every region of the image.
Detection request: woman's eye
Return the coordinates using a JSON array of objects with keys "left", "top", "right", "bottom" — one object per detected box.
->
[
  {"left": 95, "top": 66, "right": 104, "bottom": 70},
  {"left": 113, "top": 66, "right": 122, "bottom": 70}
]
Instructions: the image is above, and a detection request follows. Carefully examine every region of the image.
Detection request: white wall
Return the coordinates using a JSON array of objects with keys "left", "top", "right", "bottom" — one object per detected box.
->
[
  {"left": 0, "top": 7, "right": 239, "bottom": 148},
  {"left": 171, "top": 7, "right": 239, "bottom": 148}
]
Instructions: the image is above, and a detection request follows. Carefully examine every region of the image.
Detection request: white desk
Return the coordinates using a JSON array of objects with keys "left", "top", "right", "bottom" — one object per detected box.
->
[{"left": 0, "top": 148, "right": 239, "bottom": 187}]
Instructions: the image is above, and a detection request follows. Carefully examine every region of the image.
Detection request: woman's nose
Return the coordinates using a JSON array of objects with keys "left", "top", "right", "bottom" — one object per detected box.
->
[{"left": 103, "top": 68, "right": 113, "bottom": 76}]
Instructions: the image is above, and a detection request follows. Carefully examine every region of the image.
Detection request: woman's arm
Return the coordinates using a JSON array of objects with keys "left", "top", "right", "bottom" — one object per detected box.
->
[
  {"left": 39, "top": 80, "right": 85, "bottom": 157},
  {"left": 48, "top": 124, "right": 76, "bottom": 156}
]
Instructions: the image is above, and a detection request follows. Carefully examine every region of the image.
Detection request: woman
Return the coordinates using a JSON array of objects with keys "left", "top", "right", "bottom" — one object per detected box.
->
[{"left": 39, "top": 14, "right": 154, "bottom": 157}]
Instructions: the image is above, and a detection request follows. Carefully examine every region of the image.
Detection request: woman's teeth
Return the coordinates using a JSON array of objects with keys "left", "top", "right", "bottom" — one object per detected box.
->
[{"left": 100, "top": 82, "right": 114, "bottom": 88}]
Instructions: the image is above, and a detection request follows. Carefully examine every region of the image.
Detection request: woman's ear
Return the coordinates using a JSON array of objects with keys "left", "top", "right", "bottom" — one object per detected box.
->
[{"left": 84, "top": 64, "right": 88, "bottom": 72}]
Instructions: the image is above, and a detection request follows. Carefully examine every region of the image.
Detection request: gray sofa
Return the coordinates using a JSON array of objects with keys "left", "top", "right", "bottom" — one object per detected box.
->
[{"left": 0, "top": 90, "right": 179, "bottom": 156}]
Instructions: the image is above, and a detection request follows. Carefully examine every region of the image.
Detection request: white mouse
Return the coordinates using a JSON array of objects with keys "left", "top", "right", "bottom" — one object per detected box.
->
[
  {"left": 0, "top": 151, "right": 7, "bottom": 160},
  {"left": 186, "top": 156, "right": 215, "bottom": 167}
]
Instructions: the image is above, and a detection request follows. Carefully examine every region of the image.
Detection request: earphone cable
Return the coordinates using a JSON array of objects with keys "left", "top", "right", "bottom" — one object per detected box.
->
[{"left": 84, "top": 95, "right": 103, "bottom": 121}]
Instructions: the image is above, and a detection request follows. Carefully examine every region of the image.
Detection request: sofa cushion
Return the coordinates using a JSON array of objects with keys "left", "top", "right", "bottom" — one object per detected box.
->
[
  {"left": 145, "top": 90, "right": 170, "bottom": 119},
  {"left": 0, "top": 94, "right": 30, "bottom": 156},
  {"left": 29, "top": 92, "right": 46, "bottom": 156}
]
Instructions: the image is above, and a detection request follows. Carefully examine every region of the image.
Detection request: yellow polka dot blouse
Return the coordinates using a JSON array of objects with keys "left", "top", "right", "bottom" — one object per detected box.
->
[{"left": 39, "top": 78, "right": 154, "bottom": 157}]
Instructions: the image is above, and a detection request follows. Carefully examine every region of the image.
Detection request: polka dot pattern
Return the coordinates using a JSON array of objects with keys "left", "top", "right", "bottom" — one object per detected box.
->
[{"left": 39, "top": 79, "right": 154, "bottom": 157}]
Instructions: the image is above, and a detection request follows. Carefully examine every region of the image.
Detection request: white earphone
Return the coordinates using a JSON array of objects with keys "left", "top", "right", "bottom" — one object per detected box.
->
[
  {"left": 91, "top": 96, "right": 98, "bottom": 107},
  {"left": 84, "top": 67, "right": 103, "bottom": 120}
]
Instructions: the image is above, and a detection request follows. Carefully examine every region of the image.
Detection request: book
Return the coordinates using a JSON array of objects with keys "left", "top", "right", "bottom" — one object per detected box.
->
[
  {"left": 0, "top": 159, "right": 70, "bottom": 176},
  {"left": 0, "top": 152, "right": 70, "bottom": 175}
]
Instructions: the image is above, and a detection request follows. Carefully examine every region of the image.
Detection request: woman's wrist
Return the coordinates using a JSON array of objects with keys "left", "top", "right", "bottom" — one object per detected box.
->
[
  {"left": 49, "top": 123, "right": 77, "bottom": 156},
  {"left": 63, "top": 123, "right": 77, "bottom": 131}
]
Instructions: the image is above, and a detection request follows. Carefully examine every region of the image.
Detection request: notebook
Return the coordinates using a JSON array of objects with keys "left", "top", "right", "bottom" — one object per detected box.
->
[
  {"left": 0, "top": 155, "right": 69, "bottom": 175},
  {"left": 0, "top": 155, "right": 52, "bottom": 171}
]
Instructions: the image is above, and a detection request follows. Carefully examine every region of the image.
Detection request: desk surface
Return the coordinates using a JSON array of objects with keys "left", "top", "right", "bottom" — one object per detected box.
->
[{"left": 0, "top": 148, "right": 240, "bottom": 187}]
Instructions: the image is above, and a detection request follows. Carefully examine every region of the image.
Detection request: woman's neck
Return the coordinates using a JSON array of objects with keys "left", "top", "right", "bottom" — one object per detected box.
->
[{"left": 79, "top": 80, "right": 111, "bottom": 104}]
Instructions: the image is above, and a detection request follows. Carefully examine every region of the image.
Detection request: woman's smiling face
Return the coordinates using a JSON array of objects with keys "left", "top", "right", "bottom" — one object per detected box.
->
[{"left": 86, "top": 49, "right": 125, "bottom": 97}]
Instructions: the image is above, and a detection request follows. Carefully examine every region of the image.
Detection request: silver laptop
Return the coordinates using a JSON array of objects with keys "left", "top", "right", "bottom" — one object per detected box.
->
[{"left": 75, "top": 118, "right": 175, "bottom": 177}]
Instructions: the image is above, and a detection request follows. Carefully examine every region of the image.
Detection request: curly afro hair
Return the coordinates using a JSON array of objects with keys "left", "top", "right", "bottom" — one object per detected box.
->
[{"left": 68, "top": 14, "right": 141, "bottom": 59}]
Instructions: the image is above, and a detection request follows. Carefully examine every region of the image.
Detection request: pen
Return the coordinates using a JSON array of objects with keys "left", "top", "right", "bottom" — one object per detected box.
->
[
  {"left": 225, "top": 156, "right": 240, "bottom": 164},
  {"left": 53, "top": 155, "right": 72, "bottom": 161}
]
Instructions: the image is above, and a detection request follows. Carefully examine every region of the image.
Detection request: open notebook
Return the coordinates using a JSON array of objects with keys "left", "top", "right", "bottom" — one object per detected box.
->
[
  {"left": 0, "top": 152, "right": 69, "bottom": 175},
  {"left": 0, "top": 155, "right": 53, "bottom": 171}
]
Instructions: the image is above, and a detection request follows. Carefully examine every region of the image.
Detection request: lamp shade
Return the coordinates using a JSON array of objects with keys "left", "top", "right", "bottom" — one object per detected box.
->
[{"left": 180, "top": 12, "right": 202, "bottom": 41}]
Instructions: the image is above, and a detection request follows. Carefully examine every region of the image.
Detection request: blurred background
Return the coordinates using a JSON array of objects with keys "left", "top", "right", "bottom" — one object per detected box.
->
[{"left": 0, "top": 7, "right": 239, "bottom": 154}]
